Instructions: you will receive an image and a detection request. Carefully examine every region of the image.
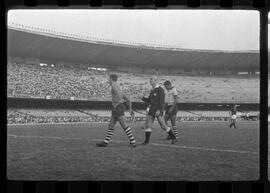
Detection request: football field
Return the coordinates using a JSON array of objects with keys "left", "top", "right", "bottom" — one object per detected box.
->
[{"left": 7, "top": 121, "right": 259, "bottom": 181}]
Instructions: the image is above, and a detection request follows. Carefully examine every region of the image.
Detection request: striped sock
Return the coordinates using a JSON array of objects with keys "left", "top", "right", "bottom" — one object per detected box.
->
[
  {"left": 124, "top": 127, "right": 136, "bottom": 144},
  {"left": 104, "top": 127, "right": 114, "bottom": 144},
  {"left": 172, "top": 126, "right": 178, "bottom": 139}
]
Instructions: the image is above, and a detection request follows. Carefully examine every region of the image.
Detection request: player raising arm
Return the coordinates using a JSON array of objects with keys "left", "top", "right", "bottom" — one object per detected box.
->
[
  {"left": 96, "top": 74, "right": 136, "bottom": 147},
  {"left": 229, "top": 105, "right": 239, "bottom": 129}
]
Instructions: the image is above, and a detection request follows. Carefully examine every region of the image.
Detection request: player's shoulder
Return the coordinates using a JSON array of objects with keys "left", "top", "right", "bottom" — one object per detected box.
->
[
  {"left": 153, "top": 85, "right": 162, "bottom": 91},
  {"left": 112, "top": 82, "right": 122, "bottom": 92},
  {"left": 158, "top": 86, "right": 165, "bottom": 92},
  {"left": 111, "top": 81, "right": 116, "bottom": 86},
  {"left": 172, "top": 87, "right": 178, "bottom": 94}
]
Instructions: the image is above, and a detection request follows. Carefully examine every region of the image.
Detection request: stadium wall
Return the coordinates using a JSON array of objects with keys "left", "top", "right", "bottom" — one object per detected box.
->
[
  {"left": 115, "top": 66, "right": 142, "bottom": 73},
  {"left": 9, "top": 56, "right": 36, "bottom": 64},
  {"left": 7, "top": 98, "right": 260, "bottom": 111}
]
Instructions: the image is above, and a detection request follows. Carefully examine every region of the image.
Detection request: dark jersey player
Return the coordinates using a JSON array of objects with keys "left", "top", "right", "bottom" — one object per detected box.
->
[{"left": 140, "top": 76, "right": 177, "bottom": 145}]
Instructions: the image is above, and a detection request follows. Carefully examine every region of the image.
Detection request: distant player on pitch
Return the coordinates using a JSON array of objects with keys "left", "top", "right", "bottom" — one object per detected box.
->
[
  {"left": 96, "top": 74, "right": 137, "bottom": 147},
  {"left": 229, "top": 104, "right": 239, "bottom": 128},
  {"left": 140, "top": 76, "right": 177, "bottom": 145},
  {"left": 163, "top": 80, "right": 179, "bottom": 140}
]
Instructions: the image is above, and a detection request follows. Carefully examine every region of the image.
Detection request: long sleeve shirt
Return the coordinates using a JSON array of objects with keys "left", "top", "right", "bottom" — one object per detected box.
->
[
  {"left": 141, "top": 85, "right": 165, "bottom": 112},
  {"left": 111, "top": 82, "right": 130, "bottom": 109}
]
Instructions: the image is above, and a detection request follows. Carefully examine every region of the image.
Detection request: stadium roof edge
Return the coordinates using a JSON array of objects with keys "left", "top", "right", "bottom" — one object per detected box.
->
[
  {"left": 8, "top": 26, "right": 259, "bottom": 54},
  {"left": 7, "top": 27, "right": 259, "bottom": 70}
]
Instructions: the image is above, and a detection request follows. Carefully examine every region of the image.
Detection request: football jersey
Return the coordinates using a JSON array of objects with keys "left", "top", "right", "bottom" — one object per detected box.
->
[
  {"left": 142, "top": 85, "right": 165, "bottom": 111},
  {"left": 165, "top": 87, "right": 178, "bottom": 105},
  {"left": 111, "top": 82, "right": 124, "bottom": 108}
]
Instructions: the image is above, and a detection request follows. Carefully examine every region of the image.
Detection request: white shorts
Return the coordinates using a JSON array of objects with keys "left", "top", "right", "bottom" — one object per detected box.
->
[{"left": 231, "top": 115, "right": 237, "bottom": 119}]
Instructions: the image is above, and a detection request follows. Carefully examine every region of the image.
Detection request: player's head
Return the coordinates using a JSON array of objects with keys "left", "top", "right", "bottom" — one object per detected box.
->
[
  {"left": 109, "top": 74, "right": 118, "bottom": 85},
  {"left": 149, "top": 76, "right": 158, "bottom": 87},
  {"left": 163, "top": 80, "right": 172, "bottom": 90}
]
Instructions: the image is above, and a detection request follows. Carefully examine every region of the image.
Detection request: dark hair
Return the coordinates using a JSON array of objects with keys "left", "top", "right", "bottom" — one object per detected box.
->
[
  {"left": 110, "top": 74, "right": 118, "bottom": 81},
  {"left": 163, "top": 80, "right": 171, "bottom": 86}
]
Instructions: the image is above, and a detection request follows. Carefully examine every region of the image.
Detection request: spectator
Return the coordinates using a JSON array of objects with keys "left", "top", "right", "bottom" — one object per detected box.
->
[{"left": 7, "top": 62, "right": 259, "bottom": 103}]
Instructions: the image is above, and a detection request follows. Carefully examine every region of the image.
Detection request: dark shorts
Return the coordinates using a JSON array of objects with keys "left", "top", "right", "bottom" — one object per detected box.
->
[
  {"left": 148, "top": 106, "right": 163, "bottom": 118},
  {"left": 112, "top": 103, "right": 125, "bottom": 117},
  {"left": 165, "top": 105, "right": 178, "bottom": 116}
]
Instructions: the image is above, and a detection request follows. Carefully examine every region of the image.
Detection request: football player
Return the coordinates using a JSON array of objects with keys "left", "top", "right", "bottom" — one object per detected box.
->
[
  {"left": 96, "top": 74, "right": 136, "bottom": 147},
  {"left": 229, "top": 104, "right": 239, "bottom": 128},
  {"left": 163, "top": 80, "right": 179, "bottom": 140}
]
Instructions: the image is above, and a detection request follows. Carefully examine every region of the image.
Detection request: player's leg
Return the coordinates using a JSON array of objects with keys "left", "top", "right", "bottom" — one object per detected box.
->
[
  {"left": 141, "top": 106, "right": 150, "bottom": 130},
  {"left": 142, "top": 115, "right": 155, "bottom": 145},
  {"left": 164, "top": 113, "right": 172, "bottom": 140},
  {"left": 164, "top": 113, "right": 170, "bottom": 125},
  {"left": 118, "top": 116, "right": 136, "bottom": 147},
  {"left": 170, "top": 114, "right": 178, "bottom": 139},
  {"left": 229, "top": 117, "right": 233, "bottom": 128},
  {"left": 232, "top": 115, "right": 237, "bottom": 128},
  {"left": 96, "top": 116, "right": 118, "bottom": 147},
  {"left": 233, "top": 119, "right": 237, "bottom": 128},
  {"left": 157, "top": 115, "right": 177, "bottom": 144}
]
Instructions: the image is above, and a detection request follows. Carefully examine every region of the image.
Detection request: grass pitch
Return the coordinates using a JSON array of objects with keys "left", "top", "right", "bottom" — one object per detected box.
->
[{"left": 7, "top": 121, "right": 259, "bottom": 181}]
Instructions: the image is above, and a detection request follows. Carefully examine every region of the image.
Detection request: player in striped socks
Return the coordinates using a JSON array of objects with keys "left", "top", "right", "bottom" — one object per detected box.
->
[
  {"left": 163, "top": 80, "right": 179, "bottom": 140},
  {"left": 96, "top": 74, "right": 136, "bottom": 147}
]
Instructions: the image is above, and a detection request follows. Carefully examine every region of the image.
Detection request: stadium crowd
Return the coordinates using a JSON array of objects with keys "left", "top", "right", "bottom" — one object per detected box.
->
[
  {"left": 8, "top": 62, "right": 259, "bottom": 103},
  {"left": 8, "top": 62, "right": 111, "bottom": 100},
  {"left": 8, "top": 109, "right": 259, "bottom": 125},
  {"left": 7, "top": 109, "right": 110, "bottom": 124}
]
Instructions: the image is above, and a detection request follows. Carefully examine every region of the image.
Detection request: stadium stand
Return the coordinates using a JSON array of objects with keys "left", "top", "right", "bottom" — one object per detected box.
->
[
  {"left": 7, "top": 108, "right": 103, "bottom": 124},
  {"left": 18, "top": 109, "right": 88, "bottom": 117},
  {"left": 7, "top": 108, "right": 259, "bottom": 124},
  {"left": 8, "top": 62, "right": 259, "bottom": 103}
]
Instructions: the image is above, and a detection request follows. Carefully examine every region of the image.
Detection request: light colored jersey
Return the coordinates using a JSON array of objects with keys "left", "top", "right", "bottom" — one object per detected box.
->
[
  {"left": 111, "top": 82, "right": 124, "bottom": 108},
  {"left": 231, "top": 114, "right": 237, "bottom": 119},
  {"left": 165, "top": 87, "right": 178, "bottom": 105}
]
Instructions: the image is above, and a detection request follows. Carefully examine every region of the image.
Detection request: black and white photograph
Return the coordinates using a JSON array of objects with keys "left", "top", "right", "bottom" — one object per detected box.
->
[
  {"left": 268, "top": 13, "right": 270, "bottom": 179},
  {"left": 7, "top": 10, "right": 260, "bottom": 180}
]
